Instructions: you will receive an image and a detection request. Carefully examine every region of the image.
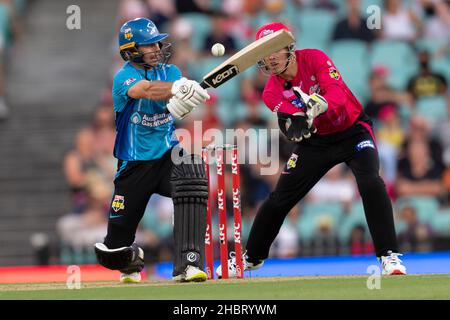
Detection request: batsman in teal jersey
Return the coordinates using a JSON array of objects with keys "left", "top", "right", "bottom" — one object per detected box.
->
[{"left": 95, "top": 18, "right": 210, "bottom": 283}]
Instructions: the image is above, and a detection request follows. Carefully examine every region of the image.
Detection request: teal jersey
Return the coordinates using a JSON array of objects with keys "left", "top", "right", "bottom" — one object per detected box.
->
[{"left": 112, "top": 62, "right": 181, "bottom": 161}]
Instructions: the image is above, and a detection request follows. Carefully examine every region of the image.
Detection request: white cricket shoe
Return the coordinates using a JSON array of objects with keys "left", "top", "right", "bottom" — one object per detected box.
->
[
  {"left": 216, "top": 251, "right": 264, "bottom": 278},
  {"left": 120, "top": 272, "right": 142, "bottom": 283},
  {"left": 380, "top": 251, "right": 407, "bottom": 275},
  {"left": 173, "top": 265, "right": 207, "bottom": 282}
]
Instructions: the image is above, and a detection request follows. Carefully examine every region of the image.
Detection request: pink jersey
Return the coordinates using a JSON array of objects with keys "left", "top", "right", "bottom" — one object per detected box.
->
[{"left": 262, "top": 49, "right": 363, "bottom": 135}]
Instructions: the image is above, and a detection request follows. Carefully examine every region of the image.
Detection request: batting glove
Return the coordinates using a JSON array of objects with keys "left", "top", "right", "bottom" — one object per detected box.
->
[
  {"left": 167, "top": 96, "right": 195, "bottom": 120},
  {"left": 171, "top": 77, "right": 210, "bottom": 108},
  {"left": 292, "top": 87, "right": 327, "bottom": 125}
]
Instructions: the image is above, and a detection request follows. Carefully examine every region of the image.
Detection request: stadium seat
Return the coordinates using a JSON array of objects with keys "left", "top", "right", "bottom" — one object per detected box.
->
[
  {"left": 329, "top": 40, "right": 370, "bottom": 103},
  {"left": 396, "top": 196, "right": 440, "bottom": 224},
  {"left": 398, "top": 103, "right": 413, "bottom": 128},
  {"left": 297, "top": 202, "right": 344, "bottom": 242},
  {"left": 360, "top": 0, "right": 382, "bottom": 16},
  {"left": 370, "top": 40, "right": 419, "bottom": 90},
  {"left": 415, "top": 95, "right": 448, "bottom": 123},
  {"left": 297, "top": 214, "right": 317, "bottom": 243},
  {"left": 430, "top": 209, "right": 450, "bottom": 236},
  {"left": 295, "top": 9, "right": 337, "bottom": 51},
  {"left": 301, "top": 202, "right": 344, "bottom": 221},
  {"left": 337, "top": 201, "right": 369, "bottom": 243},
  {"left": 430, "top": 57, "right": 450, "bottom": 86},
  {"left": 415, "top": 38, "right": 448, "bottom": 55},
  {"left": 141, "top": 206, "right": 173, "bottom": 239},
  {"left": 178, "top": 13, "right": 211, "bottom": 51},
  {"left": 215, "top": 101, "right": 248, "bottom": 126}
]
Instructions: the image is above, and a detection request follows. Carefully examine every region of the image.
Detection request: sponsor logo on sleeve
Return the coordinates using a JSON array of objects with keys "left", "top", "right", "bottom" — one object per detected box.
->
[
  {"left": 356, "top": 140, "right": 375, "bottom": 151},
  {"left": 329, "top": 67, "right": 340, "bottom": 80},
  {"left": 123, "top": 77, "right": 136, "bottom": 86},
  {"left": 328, "top": 67, "right": 341, "bottom": 80}
]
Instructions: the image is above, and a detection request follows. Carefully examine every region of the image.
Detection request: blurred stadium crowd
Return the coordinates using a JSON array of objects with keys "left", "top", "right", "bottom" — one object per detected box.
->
[
  {"left": 0, "top": 0, "right": 26, "bottom": 120},
  {"left": 54, "top": 0, "right": 450, "bottom": 273}
]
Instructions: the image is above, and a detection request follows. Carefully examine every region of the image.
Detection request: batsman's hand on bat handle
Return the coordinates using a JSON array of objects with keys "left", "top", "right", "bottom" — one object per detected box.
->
[
  {"left": 292, "top": 86, "right": 328, "bottom": 133},
  {"left": 167, "top": 78, "right": 210, "bottom": 120},
  {"left": 171, "top": 77, "right": 210, "bottom": 108},
  {"left": 167, "top": 96, "right": 192, "bottom": 120},
  {"left": 277, "top": 111, "right": 313, "bottom": 142}
]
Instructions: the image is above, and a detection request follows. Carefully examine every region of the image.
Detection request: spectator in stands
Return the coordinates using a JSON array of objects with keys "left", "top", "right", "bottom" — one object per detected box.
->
[
  {"left": 314, "top": 0, "right": 339, "bottom": 12},
  {"left": 376, "top": 104, "right": 404, "bottom": 185},
  {"left": 118, "top": 0, "right": 149, "bottom": 26},
  {"left": 382, "top": 0, "right": 422, "bottom": 41},
  {"left": 240, "top": 164, "right": 272, "bottom": 210},
  {"left": 169, "top": 18, "right": 198, "bottom": 76},
  {"left": 175, "top": 0, "right": 211, "bottom": 14},
  {"left": 272, "top": 207, "right": 300, "bottom": 257},
  {"left": 399, "top": 115, "right": 445, "bottom": 171},
  {"left": 407, "top": 50, "right": 447, "bottom": 99},
  {"left": 332, "top": 0, "right": 377, "bottom": 43},
  {"left": 202, "top": 11, "right": 238, "bottom": 56},
  {"left": 308, "top": 164, "right": 356, "bottom": 212},
  {"left": 444, "top": 166, "right": 450, "bottom": 202},
  {"left": 64, "top": 128, "right": 103, "bottom": 213},
  {"left": 0, "top": 0, "right": 22, "bottom": 120},
  {"left": 146, "top": 0, "right": 176, "bottom": 28},
  {"left": 264, "top": 0, "right": 287, "bottom": 22},
  {"left": 421, "top": 0, "right": 450, "bottom": 41},
  {"left": 398, "top": 205, "right": 433, "bottom": 252},
  {"left": 91, "top": 106, "right": 117, "bottom": 181},
  {"left": 311, "top": 215, "right": 339, "bottom": 256},
  {"left": 349, "top": 225, "right": 374, "bottom": 255},
  {"left": 396, "top": 139, "right": 444, "bottom": 198},
  {"left": 377, "top": 104, "right": 405, "bottom": 149},
  {"left": 364, "top": 65, "right": 412, "bottom": 120},
  {"left": 57, "top": 171, "right": 110, "bottom": 252},
  {"left": 437, "top": 104, "right": 450, "bottom": 166}
]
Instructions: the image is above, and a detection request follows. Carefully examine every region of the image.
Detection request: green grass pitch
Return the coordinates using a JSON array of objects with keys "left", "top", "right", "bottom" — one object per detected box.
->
[{"left": 1, "top": 275, "right": 450, "bottom": 300}]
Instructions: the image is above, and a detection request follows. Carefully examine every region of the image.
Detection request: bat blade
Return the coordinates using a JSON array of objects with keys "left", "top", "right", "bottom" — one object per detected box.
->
[{"left": 200, "top": 29, "right": 295, "bottom": 89}]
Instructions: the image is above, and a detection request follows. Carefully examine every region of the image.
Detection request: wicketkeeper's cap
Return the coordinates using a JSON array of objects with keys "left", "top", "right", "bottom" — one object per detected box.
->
[{"left": 255, "top": 22, "right": 291, "bottom": 40}]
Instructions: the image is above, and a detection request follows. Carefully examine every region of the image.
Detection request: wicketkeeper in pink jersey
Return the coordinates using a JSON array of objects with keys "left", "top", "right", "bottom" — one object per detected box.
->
[{"left": 216, "top": 22, "right": 407, "bottom": 277}]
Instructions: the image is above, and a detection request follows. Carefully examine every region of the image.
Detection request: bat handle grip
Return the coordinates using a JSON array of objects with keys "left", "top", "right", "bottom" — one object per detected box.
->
[{"left": 164, "top": 81, "right": 209, "bottom": 115}]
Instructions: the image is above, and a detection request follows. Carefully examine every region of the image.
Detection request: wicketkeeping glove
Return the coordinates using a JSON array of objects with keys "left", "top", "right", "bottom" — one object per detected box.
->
[
  {"left": 277, "top": 111, "right": 316, "bottom": 142},
  {"left": 292, "top": 87, "right": 328, "bottom": 125}
]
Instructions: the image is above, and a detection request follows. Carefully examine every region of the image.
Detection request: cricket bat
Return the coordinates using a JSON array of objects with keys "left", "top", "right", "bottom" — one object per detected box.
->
[{"left": 199, "top": 29, "right": 295, "bottom": 89}]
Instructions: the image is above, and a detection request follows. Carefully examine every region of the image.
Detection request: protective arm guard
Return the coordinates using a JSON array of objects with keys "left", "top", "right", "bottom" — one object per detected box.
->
[
  {"left": 171, "top": 154, "right": 208, "bottom": 276},
  {"left": 94, "top": 243, "right": 144, "bottom": 274}
]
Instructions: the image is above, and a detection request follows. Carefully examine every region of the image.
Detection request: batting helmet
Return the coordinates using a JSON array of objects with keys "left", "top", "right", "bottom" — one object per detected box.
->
[{"left": 119, "top": 18, "right": 171, "bottom": 68}]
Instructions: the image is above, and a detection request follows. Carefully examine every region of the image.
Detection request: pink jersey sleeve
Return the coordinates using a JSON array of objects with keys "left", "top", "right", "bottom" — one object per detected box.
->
[{"left": 262, "top": 76, "right": 302, "bottom": 114}]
